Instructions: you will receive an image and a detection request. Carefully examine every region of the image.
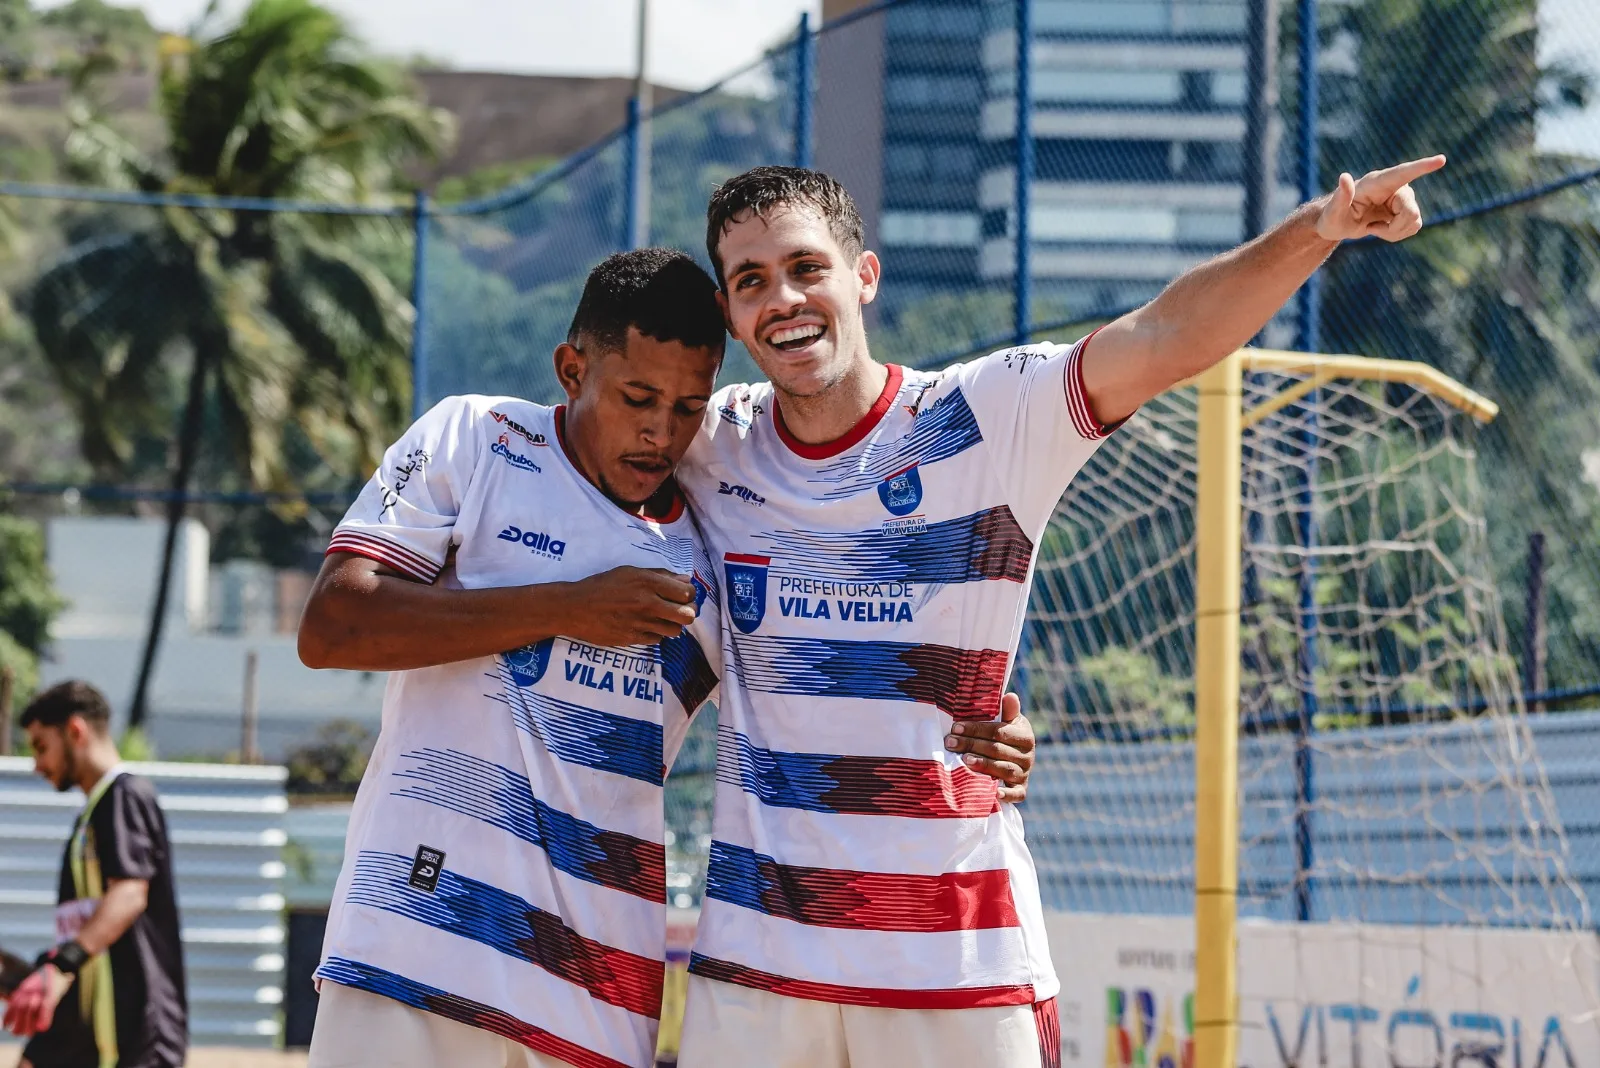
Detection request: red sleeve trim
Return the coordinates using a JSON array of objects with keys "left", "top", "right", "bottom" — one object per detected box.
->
[
  {"left": 326, "top": 529, "right": 441, "bottom": 584},
  {"left": 773, "top": 364, "right": 904, "bottom": 460},
  {"left": 1063, "top": 326, "right": 1126, "bottom": 440}
]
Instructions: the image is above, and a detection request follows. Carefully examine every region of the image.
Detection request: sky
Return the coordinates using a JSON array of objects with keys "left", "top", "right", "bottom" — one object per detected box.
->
[{"left": 32, "top": 0, "right": 1600, "bottom": 155}]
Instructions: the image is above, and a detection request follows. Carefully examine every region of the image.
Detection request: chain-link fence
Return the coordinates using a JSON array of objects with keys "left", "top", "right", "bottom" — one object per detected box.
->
[{"left": 4, "top": 0, "right": 1600, "bottom": 918}]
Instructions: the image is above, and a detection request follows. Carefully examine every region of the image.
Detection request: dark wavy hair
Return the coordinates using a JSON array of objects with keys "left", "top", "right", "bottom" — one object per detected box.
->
[{"left": 704, "top": 166, "right": 865, "bottom": 288}]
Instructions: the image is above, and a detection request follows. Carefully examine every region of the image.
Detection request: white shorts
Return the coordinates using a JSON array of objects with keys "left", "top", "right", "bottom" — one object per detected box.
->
[
  {"left": 676, "top": 974, "right": 1061, "bottom": 1068},
  {"left": 305, "top": 982, "right": 572, "bottom": 1068}
]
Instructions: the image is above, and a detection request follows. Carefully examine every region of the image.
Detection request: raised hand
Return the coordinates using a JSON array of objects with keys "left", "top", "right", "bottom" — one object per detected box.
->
[{"left": 1316, "top": 155, "right": 1446, "bottom": 243}]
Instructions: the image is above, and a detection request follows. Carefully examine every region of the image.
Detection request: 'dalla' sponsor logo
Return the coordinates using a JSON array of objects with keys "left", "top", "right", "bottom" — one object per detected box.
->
[
  {"left": 498, "top": 525, "right": 566, "bottom": 559},
  {"left": 502, "top": 637, "right": 554, "bottom": 687},
  {"left": 718, "top": 481, "right": 766, "bottom": 506},
  {"left": 878, "top": 464, "right": 923, "bottom": 516},
  {"left": 725, "top": 553, "right": 769, "bottom": 633},
  {"left": 492, "top": 434, "right": 542, "bottom": 474}
]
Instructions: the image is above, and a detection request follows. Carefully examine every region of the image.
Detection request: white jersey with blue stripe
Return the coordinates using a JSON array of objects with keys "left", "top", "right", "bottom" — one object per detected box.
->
[
  {"left": 317, "top": 395, "right": 721, "bottom": 1068},
  {"left": 677, "top": 336, "right": 1117, "bottom": 1008}
]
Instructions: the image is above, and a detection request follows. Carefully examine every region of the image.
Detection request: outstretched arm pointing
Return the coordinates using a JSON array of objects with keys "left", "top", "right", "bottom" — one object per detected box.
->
[{"left": 1080, "top": 155, "right": 1447, "bottom": 427}]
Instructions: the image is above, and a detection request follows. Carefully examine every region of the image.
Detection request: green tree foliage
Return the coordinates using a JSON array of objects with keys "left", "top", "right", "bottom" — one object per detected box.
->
[
  {"left": 1314, "top": 0, "right": 1600, "bottom": 689},
  {"left": 0, "top": 509, "right": 65, "bottom": 705},
  {"left": 23, "top": 0, "right": 451, "bottom": 725},
  {"left": 285, "top": 718, "right": 372, "bottom": 794}
]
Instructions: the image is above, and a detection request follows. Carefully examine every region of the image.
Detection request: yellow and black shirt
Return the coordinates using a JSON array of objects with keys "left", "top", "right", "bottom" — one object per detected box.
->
[{"left": 24, "top": 771, "right": 187, "bottom": 1068}]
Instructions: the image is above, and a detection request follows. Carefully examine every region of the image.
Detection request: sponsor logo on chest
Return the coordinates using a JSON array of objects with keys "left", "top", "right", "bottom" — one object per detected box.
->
[
  {"left": 491, "top": 433, "right": 542, "bottom": 474},
  {"left": 498, "top": 524, "right": 565, "bottom": 559},
  {"left": 718, "top": 481, "right": 766, "bottom": 506}
]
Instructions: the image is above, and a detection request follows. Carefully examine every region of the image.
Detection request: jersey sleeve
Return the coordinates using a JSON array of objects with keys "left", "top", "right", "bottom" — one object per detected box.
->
[
  {"left": 326, "top": 396, "right": 485, "bottom": 583},
  {"left": 951, "top": 329, "right": 1125, "bottom": 534},
  {"left": 93, "top": 777, "right": 168, "bottom": 882}
]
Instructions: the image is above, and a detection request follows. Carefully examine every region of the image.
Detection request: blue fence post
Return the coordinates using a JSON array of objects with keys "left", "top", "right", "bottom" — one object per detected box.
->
[
  {"left": 1296, "top": 0, "right": 1322, "bottom": 354},
  {"left": 795, "top": 12, "right": 815, "bottom": 169},
  {"left": 623, "top": 95, "right": 642, "bottom": 249},
  {"left": 1293, "top": 0, "right": 1321, "bottom": 925},
  {"left": 1010, "top": 0, "right": 1036, "bottom": 712},
  {"left": 1012, "top": 0, "right": 1032, "bottom": 349},
  {"left": 410, "top": 191, "right": 430, "bottom": 420}
]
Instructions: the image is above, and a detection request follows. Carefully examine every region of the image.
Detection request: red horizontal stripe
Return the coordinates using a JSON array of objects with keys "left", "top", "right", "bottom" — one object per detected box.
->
[
  {"left": 874, "top": 760, "right": 1001, "bottom": 819},
  {"left": 416, "top": 986, "right": 634, "bottom": 1068},
  {"left": 725, "top": 552, "right": 770, "bottom": 565},
  {"left": 516, "top": 909, "right": 665, "bottom": 1019},
  {"left": 328, "top": 527, "right": 438, "bottom": 575},
  {"left": 730, "top": 849, "right": 1018, "bottom": 932},
  {"left": 689, "top": 953, "right": 1035, "bottom": 1010}
]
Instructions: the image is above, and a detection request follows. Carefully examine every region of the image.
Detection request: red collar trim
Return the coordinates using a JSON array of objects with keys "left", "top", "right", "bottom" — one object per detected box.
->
[
  {"left": 772, "top": 364, "right": 904, "bottom": 460},
  {"left": 554, "top": 406, "right": 685, "bottom": 524}
]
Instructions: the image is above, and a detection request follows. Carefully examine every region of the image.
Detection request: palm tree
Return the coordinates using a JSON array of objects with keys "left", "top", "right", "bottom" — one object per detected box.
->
[{"left": 28, "top": 0, "right": 450, "bottom": 729}]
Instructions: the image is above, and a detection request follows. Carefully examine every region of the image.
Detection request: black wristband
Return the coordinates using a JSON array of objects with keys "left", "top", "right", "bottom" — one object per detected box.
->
[{"left": 36, "top": 940, "right": 90, "bottom": 976}]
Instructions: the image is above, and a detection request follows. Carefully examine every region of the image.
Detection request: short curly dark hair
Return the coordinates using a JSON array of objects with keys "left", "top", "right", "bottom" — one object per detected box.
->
[
  {"left": 566, "top": 247, "right": 726, "bottom": 356},
  {"left": 705, "top": 166, "right": 865, "bottom": 288},
  {"left": 20, "top": 680, "right": 111, "bottom": 734}
]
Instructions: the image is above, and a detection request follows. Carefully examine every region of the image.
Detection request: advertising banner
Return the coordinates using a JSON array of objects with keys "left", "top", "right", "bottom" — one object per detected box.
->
[{"left": 1046, "top": 912, "right": 1600, "bottom": 1068}]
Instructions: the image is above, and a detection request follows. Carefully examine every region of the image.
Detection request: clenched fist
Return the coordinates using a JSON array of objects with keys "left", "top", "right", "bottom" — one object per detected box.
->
[{"left": 564, "top": 566, "right": 698, "bottom": 647}]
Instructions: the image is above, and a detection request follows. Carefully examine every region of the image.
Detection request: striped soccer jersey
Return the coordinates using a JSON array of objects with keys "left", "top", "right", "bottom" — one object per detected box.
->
[
  {"left": 316, "top": 396, "right": 721, "bottom": 1068},
  {"left": 677, "top": 335, "right": 1117, "bottom": 1008}
]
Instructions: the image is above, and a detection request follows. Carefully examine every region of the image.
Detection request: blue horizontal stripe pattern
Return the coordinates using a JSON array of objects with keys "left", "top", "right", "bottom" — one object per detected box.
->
[
  {"left": 494, "top": 684, "right": 664, "bottom": 784},
  {"left": 809, "top": 387, "right": 983, "bottom": 498},
  {"left": 389, "top": 748, "right": 665, "bottom": 901},
  {"left": 754, "top": 505, "right": 1033, "bottom": 585}
]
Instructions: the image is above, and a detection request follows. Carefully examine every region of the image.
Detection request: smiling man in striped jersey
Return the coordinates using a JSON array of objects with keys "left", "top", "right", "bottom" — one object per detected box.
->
[{"left": 676, "top": 158, "right": 1443, "bottom": 1066}]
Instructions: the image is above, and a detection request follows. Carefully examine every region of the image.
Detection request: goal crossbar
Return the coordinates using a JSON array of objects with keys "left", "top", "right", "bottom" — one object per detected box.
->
[{"left": 1191, "top": 349, "right": 1499, "bottom": 1068}]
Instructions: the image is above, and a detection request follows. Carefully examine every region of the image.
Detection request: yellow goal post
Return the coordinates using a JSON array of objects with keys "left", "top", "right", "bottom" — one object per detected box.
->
[{"left": 1191, "top": 349, "right": 1498, "bottom": 1068}]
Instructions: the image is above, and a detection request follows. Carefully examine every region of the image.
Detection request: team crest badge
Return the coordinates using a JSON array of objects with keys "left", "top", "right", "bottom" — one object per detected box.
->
[
  {"left": 878, "top": 465, "right": 924, "bottom": 516},
  {"left": 691, "top": 570, "right": 711, "bottom": 614},
  {"left": 724, "top": 553, "right": 770, "bottom": 634},
  {"left": 502, "top": 637, "right": 554, "bottom": 687}
]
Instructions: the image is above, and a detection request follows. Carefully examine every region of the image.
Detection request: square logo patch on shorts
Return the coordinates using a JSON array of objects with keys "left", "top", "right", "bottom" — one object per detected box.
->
[{"left": 408, "top": 845, "right": 445, "bottom": 892}]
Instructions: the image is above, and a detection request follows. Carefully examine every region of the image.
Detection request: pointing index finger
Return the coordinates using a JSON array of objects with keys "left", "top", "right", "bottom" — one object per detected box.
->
[{"left": 1362, "top": 154, "right": 1446, "bottom": 197}]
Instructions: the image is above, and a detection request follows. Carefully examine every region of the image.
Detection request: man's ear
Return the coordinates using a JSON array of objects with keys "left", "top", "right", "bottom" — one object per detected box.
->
[
  {"left": 715, "top": 290, "right": 741, "bottom": 342},
  {"left": 552, "top": 342, "right": 588, "bottom": 402},
  {"left": 857, "top": 250, "right": 881, "bottom": 306},
  {"left": 64, "top": 715, "right": 89, "bottom": 749}
]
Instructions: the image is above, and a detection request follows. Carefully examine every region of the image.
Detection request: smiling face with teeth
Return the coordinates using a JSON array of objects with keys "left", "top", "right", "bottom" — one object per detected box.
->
[{"left": 714, "top": 203, "right": 881, "bottom": 403}]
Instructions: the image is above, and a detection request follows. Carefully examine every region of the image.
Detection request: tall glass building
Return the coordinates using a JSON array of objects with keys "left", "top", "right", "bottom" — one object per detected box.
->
[{"left": 821, "top": 0, "right": 1300, "bottom": 336}]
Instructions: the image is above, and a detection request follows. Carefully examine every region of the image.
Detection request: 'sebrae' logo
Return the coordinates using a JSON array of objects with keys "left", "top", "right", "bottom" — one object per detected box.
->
[
  {"left": 718, "top": 481, "right": 766, "bottom": 506},
  {"left": 498, "top": 525, "right": 565, "bottom": 558}
]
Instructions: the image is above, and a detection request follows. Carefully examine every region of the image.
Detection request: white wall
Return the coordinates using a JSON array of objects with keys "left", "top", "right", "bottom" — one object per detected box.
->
[{"left": 40, "top": 517, "right": 384, "bottom": 758}]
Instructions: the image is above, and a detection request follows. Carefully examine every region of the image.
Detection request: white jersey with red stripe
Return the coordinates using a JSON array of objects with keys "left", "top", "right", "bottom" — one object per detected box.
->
[
  {"left": 676, "top": 336, "right": 1117, "bottom": 1008},
  {"left": 317, "top": 395, "right": 722, "bottom": 1068}
]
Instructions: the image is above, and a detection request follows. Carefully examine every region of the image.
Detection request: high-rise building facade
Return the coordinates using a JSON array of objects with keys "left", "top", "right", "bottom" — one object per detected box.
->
[{"left": 821, "top": 0, "right": 1298, "bottom": 334}]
